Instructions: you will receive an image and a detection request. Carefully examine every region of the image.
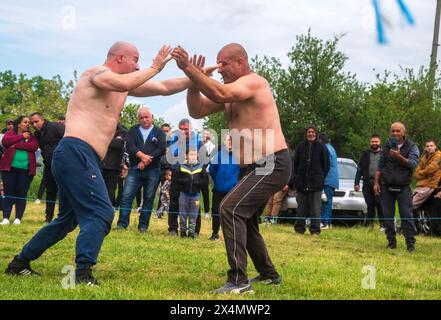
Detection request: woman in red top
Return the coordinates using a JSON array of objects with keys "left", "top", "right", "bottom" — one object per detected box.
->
[{"left": 0, "top": 116, "right": 38, "bottom": 225}]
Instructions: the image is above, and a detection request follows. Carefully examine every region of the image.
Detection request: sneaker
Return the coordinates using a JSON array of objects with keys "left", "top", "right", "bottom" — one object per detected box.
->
[
  {"left": 0, "top": 218, "right": 10, "bottom": 226},
  {"left": 34, "top": 199, "right": 41, "bottom": 204},
  {"left": 321, "top": 224, "right": 330, "bottom": 230},
  {"left": 407, "top": 244, "right": 415, "bottom": 253},
  {"left": 139, "top": 228, "right": 147, "bottom": 233},
  {"left": 209, "top": 234, "right": 220, "bottom": 241},
  {"left": 45, "top": 215, "right": 53, "bottom": 224},
  {"left": 168, "top": 231, "right": 178, "bottom": 237},
  {"left": 213, "top": 281, "right": 254, "bottom": 294},
  {"left": 13, "top": 219, "right": 21, "bottom": 225},
  {"left": 136, "top": 207, "right": 142, "bottom": 213},
  {"left": 387, "top": 241, "right": 397, "bottom": 249},
  {"left": 204, "top": 213, "right": 210, "bottom": 219},
  {"left": 249, "top": 274, "right": 282, "bottom": 285},
  {"left": 5, "top": 256, "right": 41, "bottom": 276},
  {"left": 75, "top": 269, "right": 99, "bottom": 286},
  {"left": 380, "top": 227, "right": 386, "bottom": 232}
]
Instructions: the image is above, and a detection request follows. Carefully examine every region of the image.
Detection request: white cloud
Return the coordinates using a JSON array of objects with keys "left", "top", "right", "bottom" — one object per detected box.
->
[{"left": 0, "top": 0, "right": 436, "bottom": 121}]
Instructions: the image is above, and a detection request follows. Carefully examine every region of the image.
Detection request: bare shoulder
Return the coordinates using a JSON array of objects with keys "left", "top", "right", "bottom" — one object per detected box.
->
[
  {"left": 76, "top": 66, "right": 109, "bottom": 84},
  {"left": 238, "top": 73, "right": 269, "bottom": 88}
]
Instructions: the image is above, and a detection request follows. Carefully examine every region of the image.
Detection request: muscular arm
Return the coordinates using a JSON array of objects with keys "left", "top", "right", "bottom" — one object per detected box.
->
[
  {"left": 91, "top": 45, "right": 172, "bottom": 92},
  {"left": 187, "top": 86, "right": 224, "bottom": 119},
  {"left": 181, "top": 63, "right": 255, "bottom": 103},
  {"left": 91, "top": 68, "right": 162, "bottom": 93},
  {"left": 129, "top": 77, "right": 191, "bottom": 97}
]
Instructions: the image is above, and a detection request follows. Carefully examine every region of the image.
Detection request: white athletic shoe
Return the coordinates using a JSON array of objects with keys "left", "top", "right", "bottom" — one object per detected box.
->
[
  {"left": 13, "top": 219, "right": 21, "bottom": 225},
  {"left": 0, "top": 218, "right": 10, "bottom": 225},
  {"left": 34, "top": 199, "right": 41, "bottom": 204}
]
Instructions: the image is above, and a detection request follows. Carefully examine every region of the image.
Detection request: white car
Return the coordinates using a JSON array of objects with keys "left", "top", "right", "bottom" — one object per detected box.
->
[{"left": 281, "top": 158, "right": 367, "bottom": 225}]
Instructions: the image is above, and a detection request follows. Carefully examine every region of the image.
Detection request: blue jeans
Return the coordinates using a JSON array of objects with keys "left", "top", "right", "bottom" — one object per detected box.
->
[
  {"left": 117, "top": 166, "right": 161, "bottom": 230},
  {"left": 179, "top": 192, "right": 200, "bottom": 236},
  {"left": 19, "top": 138, "right": 114, "bottom": 270},
  {"left": 321, "top": 186, "right": 335, "bottom": 225}
]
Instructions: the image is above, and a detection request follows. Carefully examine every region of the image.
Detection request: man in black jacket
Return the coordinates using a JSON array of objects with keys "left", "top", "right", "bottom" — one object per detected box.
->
[
  {"left": 374, "top": 122, "right": 419, "bottom": 252},
  {"left": 116, "top": 106, "right": 166, "bottom": 232},
  {"left": 293, "top": 125, "right": 330, "bottom": 235},
  {"left": 102, "top": 116, "right": 127, "bottom": 207},
  {"left": 354, "top": 134, "right": 384, "bottom": 228},
  {"left": 30, "top": 113, "right": 65, "bottom": 223}
]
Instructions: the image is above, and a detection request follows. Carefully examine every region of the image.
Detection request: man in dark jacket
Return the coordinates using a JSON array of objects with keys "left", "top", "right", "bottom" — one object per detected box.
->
[
  {"left": 355, "top": 134, "right": 384, "bottom": 228},
  {"left": 102, "top": 118, "right": 127, "bottom": 207},
  {"left": 116, "top": 106, "right": 166, "bottom": 232},
  {"left": 374, "top": 122, "right": 419, "bottom": 252},
  {"left": 30, "top": 112, "right": 65, "bottom": 223},
  {"left": 293, "top": 125, "right": 330, "bottom": 235}
]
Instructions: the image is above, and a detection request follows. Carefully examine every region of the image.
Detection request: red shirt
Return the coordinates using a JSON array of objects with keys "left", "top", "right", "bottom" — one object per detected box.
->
[{"left": 0, "top": 131, "right": 39, "bottom": 176}]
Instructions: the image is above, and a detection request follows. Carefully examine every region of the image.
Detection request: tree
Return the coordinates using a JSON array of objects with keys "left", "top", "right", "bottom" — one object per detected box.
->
[
  {"left": 251, "top": 30, "right": 365, "bottom": 156},
  {"left": 0, "top": 71, "right": 74, "bottom": 124}
]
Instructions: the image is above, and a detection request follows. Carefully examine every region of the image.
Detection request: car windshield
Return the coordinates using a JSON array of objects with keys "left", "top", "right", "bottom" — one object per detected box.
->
[{"left": 338, "top": 162, "right": 357, "bottom": 180}]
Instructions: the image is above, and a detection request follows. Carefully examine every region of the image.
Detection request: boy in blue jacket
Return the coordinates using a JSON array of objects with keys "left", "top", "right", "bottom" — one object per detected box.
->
[{"left": 209, "top": 134, "right": 240, "bottom": 240}]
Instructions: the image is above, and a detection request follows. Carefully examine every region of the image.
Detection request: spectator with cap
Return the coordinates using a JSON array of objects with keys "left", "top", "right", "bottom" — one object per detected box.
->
[{"left": 293, "top": 125, "right": 330, "bottom": 235}]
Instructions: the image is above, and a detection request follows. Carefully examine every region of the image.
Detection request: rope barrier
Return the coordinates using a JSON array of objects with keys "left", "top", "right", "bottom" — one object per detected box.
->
[{"left": 2, "top": 195, "right": 441, "bottom": 222}]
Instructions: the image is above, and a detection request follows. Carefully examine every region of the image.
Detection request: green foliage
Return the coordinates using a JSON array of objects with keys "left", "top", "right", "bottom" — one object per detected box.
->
[
  {"left": 204, "top": 30, "right": 441, "bottom": 159},
  {"left": 1, "top": 206, "right": 441, "bottom": 299},
  {"left": 3, "top": 30, "right": 441, "bottom": 160},
  {"left": 0, "top": 71, "right": 74, "bottom": 124}
]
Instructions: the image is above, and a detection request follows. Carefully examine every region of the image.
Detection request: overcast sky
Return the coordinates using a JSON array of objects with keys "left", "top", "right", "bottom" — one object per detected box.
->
[{"left": 0, "top": 0, "right": 437, "bottom": 130}]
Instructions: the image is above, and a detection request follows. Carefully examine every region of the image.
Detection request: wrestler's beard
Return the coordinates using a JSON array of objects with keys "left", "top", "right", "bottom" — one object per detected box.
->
[{"left": 370, "top": 145, "right": 380, "bottom": 151}]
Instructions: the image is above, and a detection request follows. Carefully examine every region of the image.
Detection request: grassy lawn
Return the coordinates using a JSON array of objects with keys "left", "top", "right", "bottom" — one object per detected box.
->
[{"left": 1, "top": 203, "right": 441, "bottom": 300}]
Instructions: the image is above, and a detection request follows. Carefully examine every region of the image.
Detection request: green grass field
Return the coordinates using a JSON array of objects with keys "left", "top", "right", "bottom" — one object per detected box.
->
[{"left": 1, "top": 203, "right": 441, "bottom": 300}]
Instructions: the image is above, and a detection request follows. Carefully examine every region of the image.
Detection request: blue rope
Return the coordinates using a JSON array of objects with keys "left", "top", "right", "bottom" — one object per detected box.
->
[{"left": 3, "top": 195, "right": 441, "bottom": 221}]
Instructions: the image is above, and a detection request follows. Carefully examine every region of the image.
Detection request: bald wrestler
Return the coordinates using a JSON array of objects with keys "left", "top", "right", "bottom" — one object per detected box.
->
[
  {"left": 5, "top": 42, "right": 194, "bottom": 285},
  {"left": 172, "top": 43, "right": 291, "bottom": 294}
]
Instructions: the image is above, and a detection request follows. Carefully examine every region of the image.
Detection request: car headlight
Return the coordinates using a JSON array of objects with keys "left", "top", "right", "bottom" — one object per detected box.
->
[{"left": 349, "top": 190, "right": 364, "bottom": 198}]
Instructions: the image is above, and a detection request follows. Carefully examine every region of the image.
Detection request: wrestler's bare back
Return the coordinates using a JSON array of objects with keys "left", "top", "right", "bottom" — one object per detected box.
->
[{"left": 64, "top": 66, "right": 127, "bottom": 160}]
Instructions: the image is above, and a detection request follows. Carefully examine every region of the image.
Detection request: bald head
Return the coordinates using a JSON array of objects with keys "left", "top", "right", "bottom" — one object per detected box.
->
[
  {"left": 105, "top": 41, "right": 140, "bottom": 74},
  {"left": 217, "top": 43, "right": 251, "bottom": 83},
  {"left": 107, "top": 41, "right": 138, "bottom": 58},
  {"left": 219, "top": 43, "right": 249, "bottom": 61}
]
